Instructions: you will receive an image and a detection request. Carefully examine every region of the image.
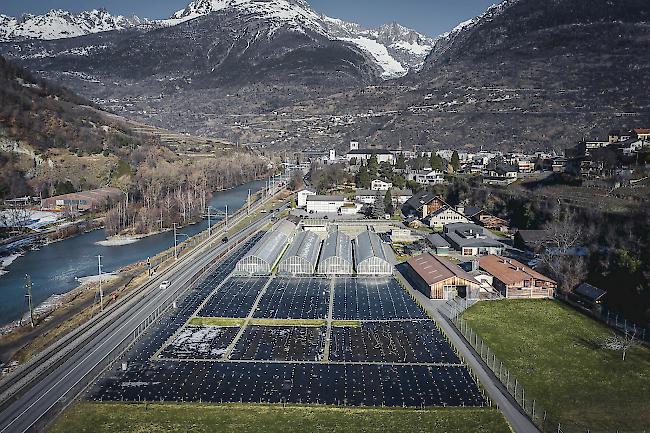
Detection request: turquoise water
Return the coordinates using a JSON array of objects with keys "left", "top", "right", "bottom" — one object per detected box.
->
[{"left": 0, "top": 180, "right": 265, "bottom": 324}]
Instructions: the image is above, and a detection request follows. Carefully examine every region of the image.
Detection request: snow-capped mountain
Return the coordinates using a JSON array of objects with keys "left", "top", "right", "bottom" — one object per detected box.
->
[
  {"left": 0, "top": 0, "right": 435, "bottom": 78},
  {"left": 0, "top": 9, "right": 143, "bottom": 42},
  {"left": 166, "top": 0, "right": 436, "bottom": 77}
]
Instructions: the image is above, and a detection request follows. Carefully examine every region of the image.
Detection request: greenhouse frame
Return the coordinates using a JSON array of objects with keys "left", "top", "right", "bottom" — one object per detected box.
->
[
  {"left": 235, "top": 220, "right": 296, "bottom": 275},
  {"left": 354, "top": 230, "right": 394, "bottom": 276},
  {"left": 278, "top": 230, "right": 323, "bottom": 275},
  {"left": 317, "top": 230, "right": 354, "bottom": 275}
]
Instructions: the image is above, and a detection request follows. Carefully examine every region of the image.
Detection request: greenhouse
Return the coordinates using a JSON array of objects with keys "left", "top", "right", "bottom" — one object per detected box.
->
[
  {"left": 278, "top": 230, "right": 323, "bottom": 275},
  {"left": 236, "top": 219, "right": 296, "bottom": 275},
  {"left": 317, "top": 230, "right": 354, "bottom": 275},
  {"left": 354, "top": 230, "right": 394, "bottom": 276}
]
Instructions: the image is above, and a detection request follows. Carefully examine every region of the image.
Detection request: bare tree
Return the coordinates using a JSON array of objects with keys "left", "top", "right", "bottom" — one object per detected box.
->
[{"left": 602, "top": 329, "right": 639, "bottom": 361}]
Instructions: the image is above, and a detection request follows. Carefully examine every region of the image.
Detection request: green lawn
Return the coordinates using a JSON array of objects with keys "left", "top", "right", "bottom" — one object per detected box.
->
[
  {"left": 48, "top": 403, "right": 511, "bottom": 433},
  {"left": 249, "top": 318, "right": 327, "bottom": 327},
  {"left": 462, "top": 299, "right": 650, "bottom": 431}
]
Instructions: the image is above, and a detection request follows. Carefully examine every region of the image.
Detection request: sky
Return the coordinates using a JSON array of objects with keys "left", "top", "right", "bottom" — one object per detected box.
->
[{"left": 0, "top": 0, "right": 500, "bottom": 36}]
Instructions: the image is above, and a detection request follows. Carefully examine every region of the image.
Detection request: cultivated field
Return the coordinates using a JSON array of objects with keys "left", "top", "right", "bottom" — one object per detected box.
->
[
  {"left": 49, "top": 403, "right": 511, "bottom": 433},
  {"left": 462, "top": 299, "right": 650, "bottom": 431}
]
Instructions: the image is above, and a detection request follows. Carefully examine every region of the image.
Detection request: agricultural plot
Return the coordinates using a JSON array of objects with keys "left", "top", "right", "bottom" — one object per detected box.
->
[
  {"left": 159, "top": 326, "right": 239, "bottom": 360},
  {"left": 254, "top": 278, "right": 330, "bottom": 319},
  {"left": 231, "top": 326, "right": 326, "bottom": 362},
  {"left": 333, "top": 278, "right": 427, "bottom": 320},
  {"left": 93, "top": 362, "right": 485, "bottom": 407},
  {"left": 329, "top": 321, "right": 460, "bottom": 364},
  {"left": 198, "top": 277, "right": 268, "bottom": 318}
]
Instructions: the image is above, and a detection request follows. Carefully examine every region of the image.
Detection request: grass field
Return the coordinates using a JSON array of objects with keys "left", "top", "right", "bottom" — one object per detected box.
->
[
  {"left": 48, "top": 403, "right": 512, "bottom": 433},
  {"left": 248, "top": 318, "right": 327, "bottom": 327},
  {"left": 462, "top": 299, "right": 650, "bottom": 431},
  {"left": 188, "top": 317, "right": 245, "bottom": 327}
]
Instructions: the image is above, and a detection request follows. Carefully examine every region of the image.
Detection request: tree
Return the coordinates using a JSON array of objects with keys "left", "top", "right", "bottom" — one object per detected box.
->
[
  {"left": 395, "top": 154, "right": 406, "bottom": 170},
  {"left": 371, "top": 195, "right": 385, "bottom": 219},
  {"left": 601, "top": 329, "right": 639, "bottom": 361},
  {"left": 451, "top": 151, "right": 460, "bottom": 172},
  {"left": 384, "top": 189, "right": 394, "bottom": 216},
  {"left": 392, "top": 174, "right": 406, "bottom": 189},
  {"left": 288, "top": 171, "right": 304, "bottom": 191},
  {"left": 355, "top": 165, "right": 371, "bottom": 189},
  {"left": 430, "top": 154, "right": 444, "bottom": 171},
  {"left": 367, "top": 154, "right": 379, "bottom": 178},
  {"left": 379, "top": 161, "right": 393, "bottom": 181}
]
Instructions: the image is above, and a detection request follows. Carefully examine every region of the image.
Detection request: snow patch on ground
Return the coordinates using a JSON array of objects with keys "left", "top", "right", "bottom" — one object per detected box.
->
[
  {"left": 341, "top": 36, "right": 407, "bottom": 78},
  {"left": 77, "top": 273, "right": 119, "bottom": 285},
  {"left": 95, "top": 236, "right": 141, "bottom": 247},
  {"left": 1, "top": 253, "right": 22, "bottom": 268}
]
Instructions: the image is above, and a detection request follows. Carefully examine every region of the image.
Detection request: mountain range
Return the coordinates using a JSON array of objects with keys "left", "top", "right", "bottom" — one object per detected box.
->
[{"left": 1, "top": 0, "right": 649, "bottom": 152}]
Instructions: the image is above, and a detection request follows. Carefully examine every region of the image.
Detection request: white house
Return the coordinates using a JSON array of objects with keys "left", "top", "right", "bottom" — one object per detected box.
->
[
  {"left": 297, "top": 189, "right": 317, "bottom": 208},
  {"left": 306, "top": 195, "right": 347, "bottom": 214},
  {"left": 371, "top": 179, "right": 393, "bottom": 191},
  {"left": 346, "top": 149, "right": 395, "bottom": 165},
  {"left": 415, "top": 170, "right": 445, "bottom": 185},
  {"left": 425, "top": 206, "right": 470, "bottom": 229}
]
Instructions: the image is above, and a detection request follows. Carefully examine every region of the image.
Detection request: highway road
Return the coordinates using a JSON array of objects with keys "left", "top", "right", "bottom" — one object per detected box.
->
[{"left": 0, "top": 194, "right": 287, "bottom": 433}]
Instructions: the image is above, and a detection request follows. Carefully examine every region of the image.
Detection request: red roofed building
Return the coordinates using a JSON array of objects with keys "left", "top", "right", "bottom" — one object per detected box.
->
[
  {"left": 634, "top": 128, "right": 650, "bottom": 140},
  {"left": 479, "top": 255, "right": 556, "bottom": 299},
  {"left": 403, "top": 252, "right": 481, "bottom": 300}
]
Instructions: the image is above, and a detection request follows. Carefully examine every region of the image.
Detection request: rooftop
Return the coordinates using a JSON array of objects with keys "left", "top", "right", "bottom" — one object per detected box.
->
[
  {"left": 407, "top": 252, "right": 478, "bottom": 286},
  {"left": 575, "top": 282, "right": 607, "bottom": 301},
  {"left": 306, "top": 195, "right": 346, "bottom": 202},
  {"left": 347, "top": 149, "right": 393, "bottom": 155},
  {"left": 479, "top": 255, "right": 556, "bottom": 286}
]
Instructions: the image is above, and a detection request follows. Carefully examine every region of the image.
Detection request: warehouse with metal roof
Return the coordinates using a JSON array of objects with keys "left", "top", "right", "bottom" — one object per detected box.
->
[
  {"left": 278, "top": 230, "right": 323, "bottom": 275},
  {"left": 353, "top": 230, "right": 394, "bottom": 275},
  {"left": 403, "top": 252, "right": 481, "bottom": 300},
  {"left": 236, "top": 219, "right": 296, "bottom": 275},
  {"left": 317, "top": 230, "right": 353, "bottom": 275}
]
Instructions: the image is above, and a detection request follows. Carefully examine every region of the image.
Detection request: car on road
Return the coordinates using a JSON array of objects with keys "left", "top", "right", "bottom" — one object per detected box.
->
[
  {"left": 222, "top": 236, "right": 229, "bottom": 244},
  {"left": 159, "top": 280, "right": 171, "bottom": 290}
]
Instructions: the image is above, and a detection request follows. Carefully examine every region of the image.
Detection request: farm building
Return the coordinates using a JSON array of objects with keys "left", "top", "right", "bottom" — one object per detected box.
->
[
  {"left": 354, "top": 230, "right": 394, "bottom": 275},
  {"left": 317, "top": 230, "right": 353, "bottom": 275},
  {"left": 479, "top": 255, "right": 556, "bottom": 299},
  {"left": 41, "top": 187, "right": 124, "bottom": 211},
  {"left": 403, "top": 252, "right": 481, "bottom": 300},
  {"left": 236, "top": 220, "right": 296, "bottom": 275},
  {"left": 278, "top": 230, "right": 322, "bottom": 275}
]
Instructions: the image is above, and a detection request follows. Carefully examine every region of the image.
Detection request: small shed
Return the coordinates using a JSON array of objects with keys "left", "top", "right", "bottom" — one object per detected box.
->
[{"left": 574, "top": 283, "right": 606, "bottom": 310}]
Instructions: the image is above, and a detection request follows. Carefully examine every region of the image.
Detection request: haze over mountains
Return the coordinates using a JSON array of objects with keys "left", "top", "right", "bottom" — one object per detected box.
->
[{"left": 1, "top": 0, "right": 649, "bottom": 152}]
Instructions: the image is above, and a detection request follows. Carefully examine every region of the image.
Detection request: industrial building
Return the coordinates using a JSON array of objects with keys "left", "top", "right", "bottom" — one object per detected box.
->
[
  {"left": 353, "top": 230, "right": 394, "bottom": 275},
  {"left": 236, "top": 220, "right": 296, "bottom": 275},
  {"left": 278, "top": 230, "right": 322, "bottom": 275},
  {"left": 306, "top": 195, "right": 347, "bottom": 214},
  {"left": 403, "top": 252, "right": 481, "bottom": 300},
  {"left": 317, "top": 230, "right": 354, "bottom": 275},
  {"left": 41, "top": 187, "right": 124, "bottom": 211}
]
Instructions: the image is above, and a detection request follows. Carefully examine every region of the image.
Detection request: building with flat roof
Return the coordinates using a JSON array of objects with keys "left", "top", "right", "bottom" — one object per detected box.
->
[
  {"left": 278, "top": 230, "right": 322, "bottom": 275},
  {"left": 479, "top": 255, "right": 556, "bottom": 298},
  {"left": 317, "top": 230, "right": 353, "bottom": 275},
  {"left": 444, "top": 223, "right": 505, "bottom": 257},
  {"left": 306, "top": 195, "right": 346, "bottom": 214},
  {"left": 41, "top": 187, "right": 124, "bottom": 211},
  {"left": 346, "top": 149, "right": 395, "bottom": 165},
  {"left": 236, "top": 219, "right": 296, "bottom": 275},
  {"left": 403, "top": 252, "right": 480, "bottom": 300},
  {"left": 354, "top": 230, "right": 394, "bottom": 275}
]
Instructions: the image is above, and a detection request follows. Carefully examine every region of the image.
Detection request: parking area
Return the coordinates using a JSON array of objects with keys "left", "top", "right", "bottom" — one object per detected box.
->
[{"left": 89, "top": 233, "right": 486, "bottom": 408}]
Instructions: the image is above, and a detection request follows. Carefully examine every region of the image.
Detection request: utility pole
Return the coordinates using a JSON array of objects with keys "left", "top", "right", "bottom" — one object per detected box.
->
[
  {"left": 247, "top": 189, "right": 251, "bottom": 215},
  {"left": 173, "top": 223, "right": 178, "bottom": 260},
  {"left": 207, "top": 205, "right": 212, "bottom": 236},
  {"left": 23, "top": 274, "right": 34, "bottom": 328},
  {"left": 97, "top": 255, "right": 104, "bottom": 311},
  {"left": 225, "top": 205, "right": 229, "bottom": 229}
]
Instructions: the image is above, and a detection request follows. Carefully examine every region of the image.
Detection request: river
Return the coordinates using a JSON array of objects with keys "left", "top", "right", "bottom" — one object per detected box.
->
[{"left": 0, "top": 180, "right": 266, "bottom": 325}]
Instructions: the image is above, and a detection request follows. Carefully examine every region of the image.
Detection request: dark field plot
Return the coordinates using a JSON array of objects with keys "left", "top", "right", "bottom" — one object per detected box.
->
[
  {"left": 329, "top": 321, "right": 460, "bottom": 364},
  {"left": 198, "top": 277, "right": 268, "bottom": 318},
  {"left": 231, "top": 326, "right": 326, "bottom": 362},
  {"left": 255, "top": 278, "right": 329, "bottom": 319},
  {"left": 92, "top": 362, "right": 485, "bottom": 408},
  {"left": 159, "top": 326, "right": 239, "bottom": 360},
  {"left": 333, "top": 278, "right": 427, "bottom": 320}
]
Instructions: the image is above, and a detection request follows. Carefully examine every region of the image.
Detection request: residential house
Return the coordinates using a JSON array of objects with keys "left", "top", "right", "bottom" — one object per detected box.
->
[
  {"left": 402, "top": 252, "right": 481, "bottom": 300},
  {"left": 634, "top": 128, "right": 650, "bottom": 141},
  {"left": 402, "top": 191, "right": 449, "bottom": 219},
  {"left": 414, "top": 170, "right": 445, "bottom": 185},
  {"left": 371, "top": 179, "right": 393, "bottom": 191},
  {"left": 346, "top": 149, "right": 395, "bottom": 165},
  {"left": 443, "top": 223, "right": 505, "bottom": 257},
  {"left": 472, "top": 211, "right": 510, "bottom": 233},
  {"left": 483, "top": 165, "right": 518, "bottom": 185},
  {"left": 424, "top": 206, "right": 469, "bottom": 229},
  {"left": 356, "top": 189, "right": 412, "bottom": 209},
  {"left": 479, "top": 255, "right": 556, "bottom": 298}
]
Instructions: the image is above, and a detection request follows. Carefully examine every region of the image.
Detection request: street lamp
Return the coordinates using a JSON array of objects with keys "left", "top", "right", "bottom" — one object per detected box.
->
[{"left": 173, "top": 223, "right": 191, "bottom": 260}]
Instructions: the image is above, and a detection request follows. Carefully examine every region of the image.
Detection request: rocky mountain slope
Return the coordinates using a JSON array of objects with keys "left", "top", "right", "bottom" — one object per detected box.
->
[
  {"left": 234, "top": 0, "right": 650, "bottom": 152},
  {"left": 0, "top": 9, "right": 143, "bottom": 41}
]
